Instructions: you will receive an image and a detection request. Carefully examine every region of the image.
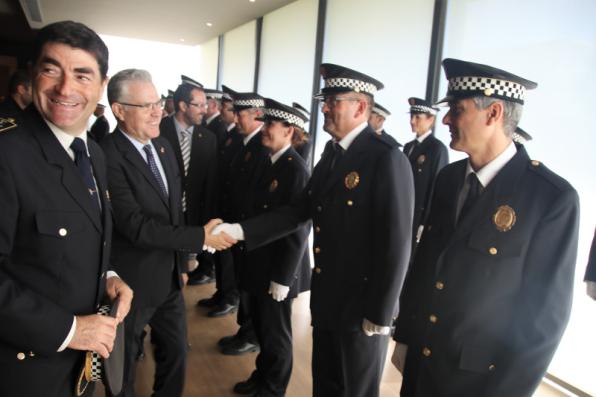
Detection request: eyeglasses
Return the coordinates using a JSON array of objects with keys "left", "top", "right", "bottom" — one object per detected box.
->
[
  {"left": 119, "top": 99, "right": 165, "bottom": 111},
  {"left": 319, "top": 96, "right": 361, "bottom": 109},
  {"left": 187, "top": 101, "right": 208, "bottom": 110}
]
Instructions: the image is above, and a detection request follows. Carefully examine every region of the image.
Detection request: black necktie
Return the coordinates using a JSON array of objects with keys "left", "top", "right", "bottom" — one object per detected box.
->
[
  {"left": 408, "top": 140, "right": 419, "bottom": 158},
  {"left": 143, "top": 144, "right": 168, "bottom": 197},
  {"left": 70, "top": 137, "right": 100, "bottom": 210},
  {"left": 329, "top": 142, "right": 344, "bottom": 172},
  {"left": 459, "top": 173, "right": 482, "bottom": 223}
]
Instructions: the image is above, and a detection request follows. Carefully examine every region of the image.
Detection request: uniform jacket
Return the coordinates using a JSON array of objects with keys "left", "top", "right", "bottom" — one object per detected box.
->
[
  {"left": 101, "top": 129, "right": 206, "bottom": 308},
  {"left": 0, "top": 107, "right": 112, "bottom": 396},
  {"left": 223, "top": 131, "right": 270, "bottom": 222},
  {"left": 395, "top": 145, "right": 579, "bottom": 397},
  {"left": 403, "top": 133, "right": 448, "bottom": 240},
  {"left": 376, "top": 129, "right": 402, "bottom": 147},
  {"left": 216, "top": 126, "right": 243, "bottom": 214},
  {"left": 160, "top": 115, "right": 217, "bottom": 226},
  {"left": 204, "top": 114, "right": 229, "bottom": 147},
  {"left": 89, "top": 115, "right": 110, "bottom": 143},
  {"left": 0, "top": 97, "right": 25, "bottom": 124},
  {"left": 584, "top": 228, "right": 596, "bottom": 282},
  {"left": 241, "top": 147, "right": 311, "bottom": 297},
  {"left": 242, "top": 126, "right": 414, "bottom": 331}
]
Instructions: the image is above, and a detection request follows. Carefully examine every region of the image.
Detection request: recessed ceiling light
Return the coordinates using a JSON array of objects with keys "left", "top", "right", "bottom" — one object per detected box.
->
[
  {"left": 249, "top": 0, "right": 255, "bottom": 2},
  {"left": 179, "top": 38, "right": 185, "bottom": 42},
  {"left": 206, "top": 22, "right": 213, "bottom": 27}
]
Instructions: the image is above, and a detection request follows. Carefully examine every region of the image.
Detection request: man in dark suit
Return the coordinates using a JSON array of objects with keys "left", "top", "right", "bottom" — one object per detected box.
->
[
  {"left": 291, "top": 102, "right": 314, "bottom": 165},
  {"left": 160, "top": 76, "right": 218, "bottom": 286},
  {"left": 102, "top": 68, "right": 234, "bottom": 397},
  {"left": 402, "top": 97, "right": 448, "bottom": 248},
  {"left": 88, "top": 103, "right": 110, "bottom": 143},
  {"left": 215, "top": 63, "right": 415, "bottom": 397},
  {"left": 393, "top": 59, "right": 580, "bottom": 397},
  {"left": 0, "top": 69, "right": 32, "bottom": 124},
  {"left": 0, "top": 21, "right": 133, "bottom": 397},
  {"left": 368, "top": 102, "right": 402, "bottom": 147}
]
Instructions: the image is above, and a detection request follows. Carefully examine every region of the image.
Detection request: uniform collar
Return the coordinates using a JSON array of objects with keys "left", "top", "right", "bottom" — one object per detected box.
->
[
  {"left": 45, "top": 119, "right": 89, "bottom": 160},
  {"left": 270, "top": 144, "right": 291, "bottom": 164},
  {"left": 416, "top": 129, "right": 433, "bottom": 143},
  {"left": 337, "top": 121, "right": 368, "bottom": 151},
  {"left": 206, "top": 112, "right": 220, "bottom": 125},
  {"left": 243, "top": 124, "right": 263, "bottom": 146},
  {"left": 466, "top": 140, "right": 517, "bottom": 188}
]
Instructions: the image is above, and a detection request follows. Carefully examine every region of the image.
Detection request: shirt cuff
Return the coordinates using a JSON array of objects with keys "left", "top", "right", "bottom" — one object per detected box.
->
[
  {"left": 106, "top": 270, "right": 119, "bottom": 279},
  {"left": 57, "top": 316, "right": 77, "bottom": 352}
]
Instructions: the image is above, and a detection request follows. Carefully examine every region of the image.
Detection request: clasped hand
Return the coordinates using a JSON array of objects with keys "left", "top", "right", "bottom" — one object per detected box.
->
[{"left": 203, "top": 219, "right": 238, "bottom": 252}]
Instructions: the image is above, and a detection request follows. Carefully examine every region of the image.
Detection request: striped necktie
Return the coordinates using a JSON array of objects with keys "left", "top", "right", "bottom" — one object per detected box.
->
[{"left": 180, "top": 129, "right": 191, "bottom": 211}]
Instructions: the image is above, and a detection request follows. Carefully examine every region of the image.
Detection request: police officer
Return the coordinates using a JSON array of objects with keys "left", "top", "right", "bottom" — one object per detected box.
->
[
  {"left": 393, "top": 58, "right": 580, "bottom": 397},
  {"left": 214, "top": 63, "right": 414, "bottom": 397},
  {"left": 233, "top": 98, "right": 311, "bottom": 397},
  {"left": 402, "top": 97, "right": 448, "bottom": 247},
  {"left": 368, "top": 102, "right": 401, "bottom": 146}
]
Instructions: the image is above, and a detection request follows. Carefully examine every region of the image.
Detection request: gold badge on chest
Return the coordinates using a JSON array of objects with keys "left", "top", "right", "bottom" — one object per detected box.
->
[
  {"left": 417, "top": 154, "right": 426, "bottom": 165},
  {"left": 269, "top": 179, "right": 278, "bottom": 192},
  {"left": 493, "top": 205, "right": 516, "bottom": 232},
  {"left": 344, "top": 171, "right": 360, "bottom": 190},
  {"left": 244, "top": 152, "right": 252, "bottom": 162}
]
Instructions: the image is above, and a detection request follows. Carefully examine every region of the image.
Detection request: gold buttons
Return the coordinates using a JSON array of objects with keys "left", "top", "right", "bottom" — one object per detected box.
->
[
  {"left": 435, "top": 281, "right": 444, "bottom": 290},
  {"left": 58, "top": 228, "right": 67, "bottom": 237},
  {"left": 429, "top": 314, "right": 438, "bottom": 323},
  {"left": 315, "top": 226, "right": 321, "bottom": 233},
  {"left": 346, "top": 200, "right": 353, "bottom": 206},
  {"left": 488, "top": 364, "right": 496, "bottom": 371},
  {"left": 263, "top": 204, "right": 268, "bottom": 209},
  {"left": 531, "top": 160, "right": 540, "bottom": 167},
  {"left": 317, "top": 206, "right": 322, "bottom": 212},
  {"left": 422, "top": 347, "right": 432, "bottom": 357},
  {"left": 17, "top": 352, "right": 25, "bottom": 360},
  {"left": 489, "top": 247, "right": 497, "bottom": 255},
  {"left": 314, "top": 247, "right": 321, "bottom": 254},
  {"left": 29, "top": 351, "right": 35, "bottom": 357},
  {"left": 314, "top": 267, "right": 321, "bottom": 274}
]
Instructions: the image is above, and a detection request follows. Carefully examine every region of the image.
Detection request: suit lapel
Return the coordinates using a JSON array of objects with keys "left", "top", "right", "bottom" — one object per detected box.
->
[
  {"left": 33, "top": 113, "right": 103, "bottom": 232},
  {"left": 154, "top": 138, "right": 179, "bottom": 222},
  {"left": 162, "top": 116, "right": 184, "bottom": 175},
  {"left": 114, "top": 130, "right": 170, "bottom": 208}
]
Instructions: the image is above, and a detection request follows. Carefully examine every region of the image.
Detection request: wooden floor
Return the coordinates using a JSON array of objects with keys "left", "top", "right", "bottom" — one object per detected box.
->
[{"left": 94, "top": 282, "right": 566, "bottom": 396}]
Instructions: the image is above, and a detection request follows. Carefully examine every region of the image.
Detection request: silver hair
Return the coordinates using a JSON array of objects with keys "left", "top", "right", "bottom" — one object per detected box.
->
[
  {"left": 107, "top": 68, "right": 153, "bottom": 105},
  {"left": 471, "top": 96, "right": 523, "bottom": 137}
]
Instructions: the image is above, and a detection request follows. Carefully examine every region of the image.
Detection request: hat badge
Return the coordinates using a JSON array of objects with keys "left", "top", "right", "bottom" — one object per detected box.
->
[
  {"left": 484, "top": 87, "right": 495, "bottom": 97},
  {"left": 493, "top": 205, "right": 516, "bottom": 232},
  {"left": 344, "top": 171, "right": 360, "bottom": 190}
]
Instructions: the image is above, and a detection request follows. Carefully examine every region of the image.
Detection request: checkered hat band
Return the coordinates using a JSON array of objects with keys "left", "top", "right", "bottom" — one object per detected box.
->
[
  {"left": 264, "top": 108, "right": 305, "bottom": 129},
  {"left": 448, "top": 76, "right": 525, "bottom": 101},
  {"left": 410, "top": 105, "right": 437, "bottom": 115},
  {"left": 86, "top": 304, "right": 111, "bottom": 381},
  {"left": 373, "top": 107, "right": 390, "bottom": 118},
  {"left": 325, "top": 77, "right": 377, "bottom": 95},
  {"left": 234, "top": 99, "right": 265, "bottom": 108}
]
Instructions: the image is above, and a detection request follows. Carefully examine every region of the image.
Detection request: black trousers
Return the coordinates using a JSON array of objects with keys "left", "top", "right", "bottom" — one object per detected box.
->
[
  {"left": 118, "top": 283, "right": 187, "bottom": 397},
  {"left": 214, "top": 249, "right": 239, "bottom": 304},
  {"left": 250, "top": 292, "right": 294, "bottom": 397},
  {"left": 312, "top": 327, "right": 389, "bottom": 397}
]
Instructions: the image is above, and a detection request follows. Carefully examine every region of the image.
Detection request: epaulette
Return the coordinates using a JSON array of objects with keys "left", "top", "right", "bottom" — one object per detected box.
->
[
  {"left": 0, "top": 117, "right": 17, "bottom": 133},
  {"left": 527, "top": 159, "right": 571, "bottom": 191}
]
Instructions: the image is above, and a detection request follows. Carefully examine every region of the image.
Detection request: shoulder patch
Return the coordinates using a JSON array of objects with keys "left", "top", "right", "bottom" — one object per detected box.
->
[{"left": 0, "top": 118, "right": 17, "bottom": 133}]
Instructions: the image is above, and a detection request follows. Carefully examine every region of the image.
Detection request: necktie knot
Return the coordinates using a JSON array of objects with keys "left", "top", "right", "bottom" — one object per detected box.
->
[
  {"left": 70, "top": 137, "right": 87, "bottom": 154},
  {"left": 458, "top": 172, "right": 483, "bottom": 223}
]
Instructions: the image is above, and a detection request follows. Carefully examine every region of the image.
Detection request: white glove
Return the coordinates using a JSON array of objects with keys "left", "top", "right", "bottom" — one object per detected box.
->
[
  {"left": 202, "top": 245, "right": 216, "bottom": 254},
  {"left": 391, "top": 343, "right": 408, "bottom": 374},
  {"left": 362, "top": 318, "right": 391, "bottom": 336},
  {"left": 212, "top": 223, "right": 245, "bottom": 241},
  {"left": 587, "top": 281, "right": 596, "bottom": 300},
  {"left": 268, "top": 281, "right": 290, "bottom": 302}
]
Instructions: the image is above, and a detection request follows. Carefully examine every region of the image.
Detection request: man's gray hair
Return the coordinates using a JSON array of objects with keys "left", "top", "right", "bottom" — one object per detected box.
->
[
  {"left": 107, "top": 69, "right": 153, "bottom": 105},
  {"left": 472, "top": 96, "right": 523, "bottom": 137}
]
